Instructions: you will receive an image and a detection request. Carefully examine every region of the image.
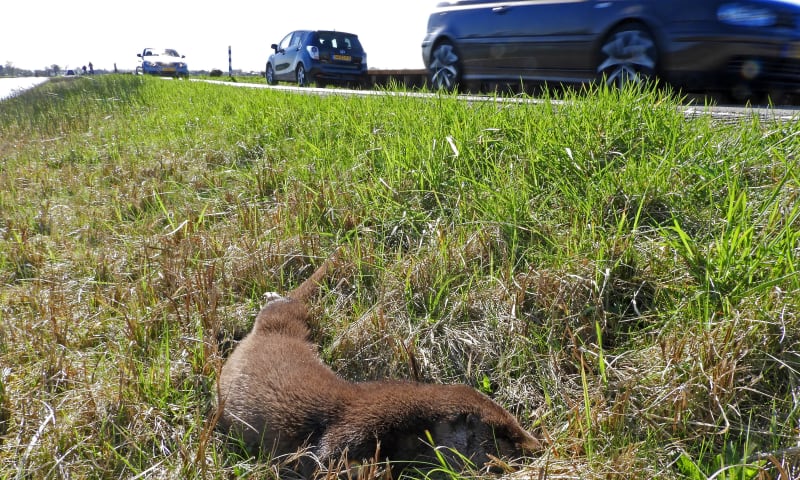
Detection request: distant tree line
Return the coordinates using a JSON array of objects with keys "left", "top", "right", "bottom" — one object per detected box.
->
[
  {"left": 1, "top": 61, "right": 266, "bottom": 78},
  {"left": 0, "top": 61, "right": 114, "bottom": 77}
]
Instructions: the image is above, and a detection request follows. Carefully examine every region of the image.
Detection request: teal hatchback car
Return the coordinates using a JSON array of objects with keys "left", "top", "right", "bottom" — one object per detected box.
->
[{"left": 266, "top": 30, "right": 367, "bottom": 87}]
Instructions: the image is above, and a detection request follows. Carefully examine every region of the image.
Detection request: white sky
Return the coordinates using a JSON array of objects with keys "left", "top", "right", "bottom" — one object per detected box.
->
[{"left": 2, "top": 0, "right": 436, "bottom": 73}]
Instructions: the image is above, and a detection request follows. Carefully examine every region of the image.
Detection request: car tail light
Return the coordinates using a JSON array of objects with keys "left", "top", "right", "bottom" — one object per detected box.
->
[{"left": 306, "top": 45, "right": 320, "bottom": 60}]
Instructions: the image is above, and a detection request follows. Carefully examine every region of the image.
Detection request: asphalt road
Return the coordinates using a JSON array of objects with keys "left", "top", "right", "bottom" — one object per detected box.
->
[
  {"left": 198, "top": 78, "right": 800, "bottom": 124},
  {"left": 0, "top": 77, "right": 49, "bottom": 101},
  {"left": 3, "top": 76, "right": 799, "bottom": 124}
]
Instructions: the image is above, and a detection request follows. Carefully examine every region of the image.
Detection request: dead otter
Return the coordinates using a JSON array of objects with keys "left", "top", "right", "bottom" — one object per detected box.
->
[{"left": 216, "top": 256, "right": 540, "bottom": 475}]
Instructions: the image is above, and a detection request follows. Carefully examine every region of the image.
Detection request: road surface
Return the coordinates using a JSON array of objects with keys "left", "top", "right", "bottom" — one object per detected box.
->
[
  {"left": 2, "top": 76, "right": 798, "bottom": 124},
  {"left": 0, "top": 77, "right": 49, "bottom": 101}
]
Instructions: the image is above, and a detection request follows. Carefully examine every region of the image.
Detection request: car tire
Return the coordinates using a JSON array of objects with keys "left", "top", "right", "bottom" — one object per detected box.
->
[
  {"left": 428, "top": 41, "right": 462, "bottom": 91},
  {"left": 266, "top": 64, "right": 276, "bottom": 85},
  {"left": 296, "top": 64, "right": 308, "bottom": 87},
  {"left": 597, "top": 24, "right": 657, "bottom": 89}
]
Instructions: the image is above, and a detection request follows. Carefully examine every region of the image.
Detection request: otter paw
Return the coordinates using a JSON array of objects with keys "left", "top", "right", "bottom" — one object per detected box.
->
[{"left": 262, "top": 292, "right": 284, "bottom": 305}]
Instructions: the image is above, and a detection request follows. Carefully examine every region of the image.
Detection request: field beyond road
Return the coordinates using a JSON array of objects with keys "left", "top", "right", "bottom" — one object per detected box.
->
[{"left": 0, "top": 75, "right": 798, "bottom": 479}]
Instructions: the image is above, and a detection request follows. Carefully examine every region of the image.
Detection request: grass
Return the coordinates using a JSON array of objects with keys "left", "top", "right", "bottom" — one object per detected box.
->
[{"left": 0, "top": 74, "right": 798, "bottom": 479}]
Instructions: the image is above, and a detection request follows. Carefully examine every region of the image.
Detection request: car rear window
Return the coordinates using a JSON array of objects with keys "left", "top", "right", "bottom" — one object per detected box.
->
[{"left": 316, "top": 33, "right": 362, "bottom": 51}]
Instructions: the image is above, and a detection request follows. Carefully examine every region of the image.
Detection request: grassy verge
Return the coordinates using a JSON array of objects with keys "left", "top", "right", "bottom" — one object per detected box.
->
[{"left": 0, "top": 75, "right": 798, "bottom": 479}]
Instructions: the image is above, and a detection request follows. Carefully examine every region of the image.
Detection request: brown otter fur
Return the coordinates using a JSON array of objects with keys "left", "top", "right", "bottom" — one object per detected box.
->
[{"left": 216, "top": 257, "right": 540, "bottom": 475}]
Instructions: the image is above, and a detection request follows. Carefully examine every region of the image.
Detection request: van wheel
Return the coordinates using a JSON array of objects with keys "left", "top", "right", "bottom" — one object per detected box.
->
[
  {"left": 429, "top": 41, "right": 461, "bottom": 91},
  {"left": 597, "top": 24, "right": 657, "bottom": 88}
]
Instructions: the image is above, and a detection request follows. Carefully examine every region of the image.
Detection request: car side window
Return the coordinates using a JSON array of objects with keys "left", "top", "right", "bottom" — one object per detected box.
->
[
  {"left": 279, "top": 33, "right": 293, "bottom": 51},
  {"left": 290, "top": 33, "right": 303, "bottom": 48}
]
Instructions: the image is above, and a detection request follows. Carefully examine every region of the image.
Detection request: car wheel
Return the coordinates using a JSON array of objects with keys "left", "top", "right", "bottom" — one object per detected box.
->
[
  {"left": 296, "top": 64, "right": 308, "bottom": 87},
  {"left": 597, "top": 24, "right": 657, "bottom": 88},
  {"left": 266, "top": 64, "right": 276, "bottom": 85},
  {"left": 428, "top": 41, "right": 461, "bottom": 91}
]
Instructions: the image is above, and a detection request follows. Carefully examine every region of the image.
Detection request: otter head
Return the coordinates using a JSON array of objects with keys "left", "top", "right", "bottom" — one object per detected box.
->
[
  {"left": 377, "top": 385, "right": 541, "bottom": 474},
  {"left": 423, "top": 409, "right": 541, "bottom": 472}
]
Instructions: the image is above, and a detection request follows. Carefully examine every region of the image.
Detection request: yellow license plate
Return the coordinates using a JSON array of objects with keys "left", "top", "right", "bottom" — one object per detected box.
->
[
  {"left": 333, "top": 54, "right": 351, "bottom": 61},
  {"left": 163, "top": 67, "right": 176, "bottom": 72}
]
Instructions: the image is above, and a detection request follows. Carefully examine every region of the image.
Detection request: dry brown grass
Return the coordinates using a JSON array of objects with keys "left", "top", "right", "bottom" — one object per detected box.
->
[{"left": 1, "top": 75, "right": 798, "bottom": 479}]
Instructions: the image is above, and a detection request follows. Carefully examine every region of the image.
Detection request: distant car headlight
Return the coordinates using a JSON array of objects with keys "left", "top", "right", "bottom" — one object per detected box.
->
[
  {"left": 144, "top": 61, "right": 155, "bottom": 67},
  {"left": 718, "top": 3, "right": 777, "bottom": 27}
]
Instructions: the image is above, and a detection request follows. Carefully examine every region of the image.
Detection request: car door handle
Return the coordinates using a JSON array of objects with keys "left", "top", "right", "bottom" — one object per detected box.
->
[{"left": 492, "top": 5, "right": 509, "bottom": 14}]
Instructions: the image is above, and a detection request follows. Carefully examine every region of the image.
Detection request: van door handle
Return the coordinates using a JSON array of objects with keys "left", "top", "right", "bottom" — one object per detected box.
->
[{"left": 492, "top": 5, "right": 509, "bottom": 14}]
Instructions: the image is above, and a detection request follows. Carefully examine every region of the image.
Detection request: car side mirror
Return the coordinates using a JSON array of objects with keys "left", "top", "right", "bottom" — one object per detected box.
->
[
  {"left": 271, "top": 43, "right": 279, "bottom": 53},
  {"left": 137, "top": 53, "right": 142, "bottom": 58}
]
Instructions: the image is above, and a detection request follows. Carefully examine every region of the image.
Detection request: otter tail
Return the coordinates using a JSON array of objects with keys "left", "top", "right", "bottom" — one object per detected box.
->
[
  {"left": 252, "top": 252, "right": 339, "bottom": 339},
  {"left": 287, "top": 252, "right": 339, "bottom": 303}
]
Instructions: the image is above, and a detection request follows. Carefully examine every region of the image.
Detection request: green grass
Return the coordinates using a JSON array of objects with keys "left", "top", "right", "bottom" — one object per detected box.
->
[{"left": 0, "top": 75, "right": 798, "bottom": 479}]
